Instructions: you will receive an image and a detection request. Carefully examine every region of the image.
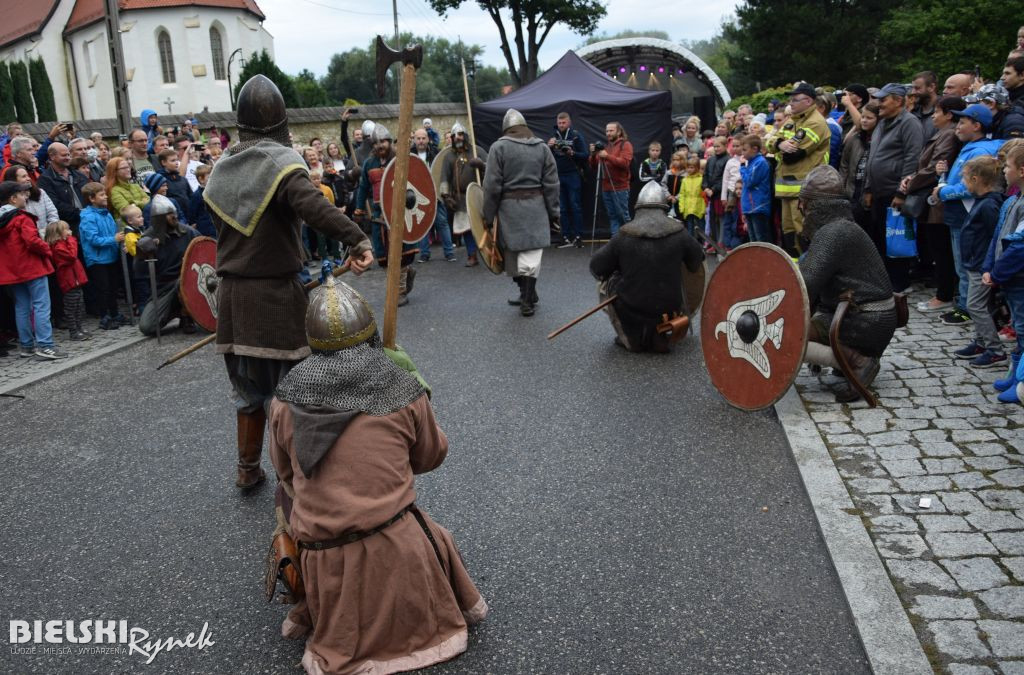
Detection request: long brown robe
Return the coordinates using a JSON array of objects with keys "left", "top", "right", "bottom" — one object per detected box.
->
[{"left": 268, "top": 395, "right": 486, "bottom": 675}]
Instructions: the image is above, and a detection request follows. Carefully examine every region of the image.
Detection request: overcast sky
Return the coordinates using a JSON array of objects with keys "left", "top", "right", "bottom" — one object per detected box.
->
[{"left": 257, "top": 0, "right": 741, "bottom": 77}]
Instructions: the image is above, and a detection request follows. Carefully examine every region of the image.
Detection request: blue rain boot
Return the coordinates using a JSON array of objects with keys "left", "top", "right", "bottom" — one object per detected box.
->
[{"left": 995, "top": 351, "right": 1021, "bottom": 392}]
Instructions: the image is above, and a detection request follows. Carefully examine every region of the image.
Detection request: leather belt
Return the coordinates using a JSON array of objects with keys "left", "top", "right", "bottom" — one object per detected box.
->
[
  {"left": 503, "top": 188, "right": 543, "bottom": 199},
  {"left": 298, "top": 505, "right": 410, "bottom": 551}
]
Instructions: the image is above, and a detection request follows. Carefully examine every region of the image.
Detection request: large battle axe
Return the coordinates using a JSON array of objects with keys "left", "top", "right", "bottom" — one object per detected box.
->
[{"left": 376, "top": 36, "right": 423, "bottom": 350}]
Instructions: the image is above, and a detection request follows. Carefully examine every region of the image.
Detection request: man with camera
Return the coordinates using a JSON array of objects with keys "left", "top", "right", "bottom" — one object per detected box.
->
[
  {"left": 547, "top": 112, "right": 588, "bottom": 247},
  {"left": 589, "top": 122, "right": 634, "bottom": 237}
]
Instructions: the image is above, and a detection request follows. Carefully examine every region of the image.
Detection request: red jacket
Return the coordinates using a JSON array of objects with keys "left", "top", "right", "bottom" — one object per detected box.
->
[
  {"left": 51, "top": 236, "right": 88, "bottom": 293},
  {"left": 0, "top": 207, "right": 54, "bottom": 285},
  {"left": 590, "top": 138, "right": 633, "bottom": 192}
]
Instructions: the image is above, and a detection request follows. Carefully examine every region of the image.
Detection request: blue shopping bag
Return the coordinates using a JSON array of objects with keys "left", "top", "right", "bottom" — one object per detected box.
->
[{"left": 885, "top": 208, "right": 917, "bottom": 258}]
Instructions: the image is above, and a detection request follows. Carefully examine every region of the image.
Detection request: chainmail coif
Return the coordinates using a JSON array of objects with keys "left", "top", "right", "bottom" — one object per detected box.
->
[{"left": 275, "top": 333, "right": 425, "bottom": 416}]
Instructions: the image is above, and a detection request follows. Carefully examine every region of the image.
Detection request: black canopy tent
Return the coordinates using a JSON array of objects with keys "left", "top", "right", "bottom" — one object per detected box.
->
[{"left": 471, "top": 51, "right": 673, "bottom": 238}]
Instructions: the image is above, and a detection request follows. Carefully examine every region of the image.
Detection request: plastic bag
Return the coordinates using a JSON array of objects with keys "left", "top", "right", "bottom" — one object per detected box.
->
[{"left": 885, "top": 208, "right": 917, "bottom": 258}]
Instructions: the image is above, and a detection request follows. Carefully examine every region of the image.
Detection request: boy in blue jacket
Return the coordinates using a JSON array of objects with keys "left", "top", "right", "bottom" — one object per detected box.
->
[
  {"left": 78, "top": 182, "right": 127, "bottom": 330},
  {"left": 984, "top": 145, "right": 1024, "bottom": 401},
  {"left": 953, "top": 157, "right": 1006, "bottom": 368},
  {"left": 739, "top": 135, "right": 772, "bottom": 243}
]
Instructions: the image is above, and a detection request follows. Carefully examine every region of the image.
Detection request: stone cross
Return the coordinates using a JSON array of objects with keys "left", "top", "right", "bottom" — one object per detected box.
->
[{"left": 164, "top": 97, "right": 175, "bottom": 114}]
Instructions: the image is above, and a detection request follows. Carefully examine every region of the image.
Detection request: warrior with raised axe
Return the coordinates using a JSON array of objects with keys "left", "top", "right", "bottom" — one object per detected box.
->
[
  {"left": 439, "top": 121, "right": 486, "bottom": 267},
  {"left": 202, "top": 75, "right": 373, "bottom": 490},
  {"left": 354, "top": 124, "right": 418, "bottom": 305},
  {"left": 589, "top": 181, "right": 706, "bottom": 352},
  {"left": 268, "top": 274, "right": 487, "bottom": 673},
  {"left": 481, "top": 109, "right": 560, "bottom": 316},
  {"left": 797, "top": 165, "right": 897, "bottom": 402},
  {"left": 133, "top": 193, "right": 202, "bottom": 336}
]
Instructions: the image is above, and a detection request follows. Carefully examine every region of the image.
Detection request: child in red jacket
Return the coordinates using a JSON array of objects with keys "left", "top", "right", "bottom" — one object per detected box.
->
[
  {"left": 46, "top": 220, "right": 90, "bottom": 341},
  {"left": 0, "top": 181, "right": 65, "bottom": 360}
]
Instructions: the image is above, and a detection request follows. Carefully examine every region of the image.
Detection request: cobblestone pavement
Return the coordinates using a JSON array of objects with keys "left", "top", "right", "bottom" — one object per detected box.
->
[
  {"left": 0, "top": 310, "right": 159, "bottom": 394},
  {"left": 796, "top": 287, "right": 1024, "bottom": 674}
]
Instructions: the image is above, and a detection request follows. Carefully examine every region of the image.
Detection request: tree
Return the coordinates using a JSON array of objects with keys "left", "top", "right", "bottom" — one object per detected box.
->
[
  {"left": 8, "top": 60, "right": 35, "bottom": 123},
  {"left": 880, "top": 0, "right": 1020, "bottom": 82},
  {"left": 232, "top": 50, "right": 299, "bottom": 108},
  {"left": 294, "top": 69, "right": 332, "bottom": 107},
  {"left": 427, "top": 0, "right": 606, "bottom": 86},
  {"left": 0, "top": 64, "right": 15, "bottom": 124},
  {"left": 29, "top": 58, "right": 56, "bottom": 123}
]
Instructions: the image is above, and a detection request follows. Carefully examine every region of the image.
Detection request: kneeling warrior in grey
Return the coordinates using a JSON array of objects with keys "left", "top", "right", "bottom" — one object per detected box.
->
[
  {"left": 590, "top": 181, "right": 705, "bottom": 352},
  {"left": 798, "top": 166, "right": 897, "bottom": 402},
  {"left": 481, "top": 108, "right": 561, "bottom": 316}
]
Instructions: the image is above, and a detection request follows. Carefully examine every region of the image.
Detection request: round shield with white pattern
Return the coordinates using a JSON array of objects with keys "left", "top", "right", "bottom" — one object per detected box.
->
[
  {"left": 178, "top": 236, "right": 219, "bottom": 333},
  {"left": 381, "top": 154, "right": 437, "bottom": 244},
  {"left": 700, "top": 243, "right": 809, "bottom": 411}
]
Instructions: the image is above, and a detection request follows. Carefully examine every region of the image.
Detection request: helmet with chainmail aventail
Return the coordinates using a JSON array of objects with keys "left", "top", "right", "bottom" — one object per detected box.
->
[
  {"left": 371, "top": 124, "right": 392, "bottom": 144},
  {"left": 235, "top": 74, "right": 290, "bottom": 145},
  {"left": 305, "top": 275, "right": 377, "bottom": 351},
  {"left": 635, "top": 181, "right": 669, "bottom": 210}
]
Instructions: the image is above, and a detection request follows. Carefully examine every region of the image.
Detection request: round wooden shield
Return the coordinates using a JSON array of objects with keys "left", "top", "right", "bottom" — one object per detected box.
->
[
  {"left": 683, "top": 259, "right": 709, "bottom": 317},
  {"left": 381, "top": 154, "right": 437, "bottom": 245},
  {"left": 430, "top": 146, "right": 452, "bottom": 195},
  {"left": 178, "top": 235, "right": 219, "bottom": 332},
  {"left": 700, "top": 243, "right": 809, "bottom": 411},
  {"left": 465, "top": 182, "right": 503, "bottom": 275}
]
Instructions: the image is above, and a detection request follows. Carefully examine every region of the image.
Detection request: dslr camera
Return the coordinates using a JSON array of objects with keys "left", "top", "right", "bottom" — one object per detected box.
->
[
  {"left": 593, "top": 141, "right": 605, "bottom": 151},
  {"left": 553, "top": 139, "right": 574, "bottom": 154}
]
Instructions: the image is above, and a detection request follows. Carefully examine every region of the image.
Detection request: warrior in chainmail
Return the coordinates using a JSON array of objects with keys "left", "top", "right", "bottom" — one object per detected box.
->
[
  {"left": 202, "top": 75, "right": 373, "bottom": 489},
  {"left": 590, "top": 181, "right": 705, "bottom": 352},
  {"left": 439, "top": 121, "right": 486, "bottom": 267},
  {"left": 268, "top": 276, "right": 487, "bottom": 673},
  {"left": 798, "top": 165, "right": 897, "bottom": 402}
]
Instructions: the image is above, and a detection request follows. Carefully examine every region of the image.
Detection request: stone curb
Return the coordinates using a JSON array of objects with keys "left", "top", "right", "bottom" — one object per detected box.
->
[
  {"left": 0, "top": 333, "right": 149, "bottom": 396},
  {"left": 776, "top": 387, "right": 933, "bottom": 674}
]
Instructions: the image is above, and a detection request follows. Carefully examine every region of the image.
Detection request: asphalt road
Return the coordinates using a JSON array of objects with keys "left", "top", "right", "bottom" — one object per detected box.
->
[{"left": 1, "top": 246, "right": 869, "bottom": 674}]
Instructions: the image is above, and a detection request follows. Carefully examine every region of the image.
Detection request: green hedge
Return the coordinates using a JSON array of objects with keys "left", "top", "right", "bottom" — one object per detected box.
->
[
  {"left": 727, "top": 84, "right": 838, "bottom": 113},
  {"left": 29, "top": 58, "right": 56, "bottom": 124},
  {"left": 0, "top": 64, "right": 15, "bottom": 124},
  {"left": 9, "top": 61, "right": 35, "bottom": 123}
]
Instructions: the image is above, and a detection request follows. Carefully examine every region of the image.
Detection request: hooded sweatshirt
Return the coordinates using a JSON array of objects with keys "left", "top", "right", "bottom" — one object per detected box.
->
[{"left": 0, "top": 205, "right": 53, "bottom": 284}]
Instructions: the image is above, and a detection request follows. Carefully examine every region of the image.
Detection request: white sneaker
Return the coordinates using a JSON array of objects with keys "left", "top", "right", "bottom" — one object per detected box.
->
[
  {"left": 34, "top": 346, "right": 69, "bottom": 360},
  {"left": 916, "top": 299, "right": 952, "bottom": 312}
]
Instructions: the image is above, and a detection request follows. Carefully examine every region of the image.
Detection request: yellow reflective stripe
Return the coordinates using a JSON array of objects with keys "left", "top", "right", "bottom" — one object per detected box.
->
[
  {"left": 775, "top": 183, "right": 802, "bottom": 195},
  {"left": 803, "top": 128, "right": 821, "bottom": 144}
]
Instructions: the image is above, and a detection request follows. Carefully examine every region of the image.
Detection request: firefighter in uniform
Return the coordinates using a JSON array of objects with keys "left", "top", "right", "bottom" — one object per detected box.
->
[{"left": 769, "top": 82, "right": 831, "bottom": 257}]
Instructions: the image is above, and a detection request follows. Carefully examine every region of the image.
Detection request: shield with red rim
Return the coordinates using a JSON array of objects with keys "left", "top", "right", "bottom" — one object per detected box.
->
[
  {"left": 700, "top": 243, "right": 809, "bottom": 411},
  {"left": 178, "top": 236, "right": 219, "bottom": 333},
  {"left": 381, "top": 154, "right": 437, "bottom": 244}
]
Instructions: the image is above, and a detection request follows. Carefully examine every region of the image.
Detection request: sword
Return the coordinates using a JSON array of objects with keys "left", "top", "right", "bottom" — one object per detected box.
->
[
  {"left": 693, "top": 226, "right": 727, "bottom": 257},
  {"left": 547, "top": 295, "right": 618, "bottom": 340},
  {"left": 147, "top": 258, "right": 160, "bottom": 344},
  {"left": 156, "top": 262, "right": 353, "bottom": 370}
]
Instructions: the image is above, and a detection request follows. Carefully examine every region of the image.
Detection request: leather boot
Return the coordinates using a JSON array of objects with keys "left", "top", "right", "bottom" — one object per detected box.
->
[
  {"left": 833, "top": 346, "right": 880, "bottom": 403},
  {"left": 520, "top": 277, "right": 536, "bottom": 317},
  {"left": 508, "top": 276, "right": 523, "bottom": 305},
  {"left": 465, "top": 255, "right": 478, "bottom": 267},
  {"left": 236, "top": 409, "right": 267, "bottom": 489}
]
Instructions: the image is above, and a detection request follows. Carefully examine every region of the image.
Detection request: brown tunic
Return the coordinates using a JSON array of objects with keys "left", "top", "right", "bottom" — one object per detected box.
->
[
  {"left": 212, "top": 170, "right": 371, "bottom": 360},
  {"left": 268, "top": 395, "right": 486, "bottom": 675}
]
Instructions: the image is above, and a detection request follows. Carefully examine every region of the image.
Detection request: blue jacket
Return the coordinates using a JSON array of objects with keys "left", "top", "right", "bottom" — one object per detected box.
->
[
  {"left": 826, "top": 117, "right": 843, "bottom": 170},
  {"left": 550, "top": 125, "right": 588, "bottom": 175},
  {"left": 140, "top": 108, "right": 159, "bottom": 150},
  {"left": 740, "top": 154, "right": 772, "bottom": 215},
  {"left": 961, "top": 191, "right": 1004, "bottom": 272},
  {"left": 79, "top": 205, "right": 120, "bottom": 266},
  {"left": 189, "top": 187, "right": 215, "bottom": 238},
  {"left": 985, "top": 195, "right": 1024, "bottom": 286},
  {"left": 939, "top": 138, "right": 1005, "bottom": 203}
]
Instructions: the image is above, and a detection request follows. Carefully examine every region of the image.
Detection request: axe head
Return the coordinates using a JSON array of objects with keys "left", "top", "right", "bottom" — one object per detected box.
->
[{"left": 376, "top": 36, "right": 424, "bottom": 98}]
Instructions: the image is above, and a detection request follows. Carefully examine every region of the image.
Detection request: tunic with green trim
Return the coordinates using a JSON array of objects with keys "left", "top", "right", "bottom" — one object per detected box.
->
[{"left": 205, "top": 141, "right": 371, "bottom": 360}]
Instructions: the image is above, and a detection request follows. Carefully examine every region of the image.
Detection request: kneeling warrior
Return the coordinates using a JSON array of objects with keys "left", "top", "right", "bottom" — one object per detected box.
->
[
  {"left": 134, "top": 194, "right": 202, "bottom": 336},
  {"left": 589, "top": 181, "right": 705, "bottom": 352},
  {"left": 798, "top": 166, "right": 897, "bottom": 402},
  {"left": 481, "top": 108, "right": 561, "bottom": 316},
  {"left": 269, "top": 275, "right": 487, "bottom": 674}
]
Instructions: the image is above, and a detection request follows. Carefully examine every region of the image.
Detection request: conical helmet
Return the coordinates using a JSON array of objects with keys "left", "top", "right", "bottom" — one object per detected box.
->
[
  {"left": 371, "top": 124, "right": 392, "bottom": 143},
  {"left": 236, "top": 75, "right": 289, "bottom": 144},
  {"left": 502, "top": 108, "right": 527, "bottom": 131},
  {"left": 306, "top": 275, "right": 377, "bottom": 351},
  {"left": 635, "top": 181, "right": 669, "bottom": 210},
  {"left": 361, "top": 120, "right": 376, "bottom": 139},
  {"left": 451, "top": 121, "right": 466, "bottom": 136}
]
